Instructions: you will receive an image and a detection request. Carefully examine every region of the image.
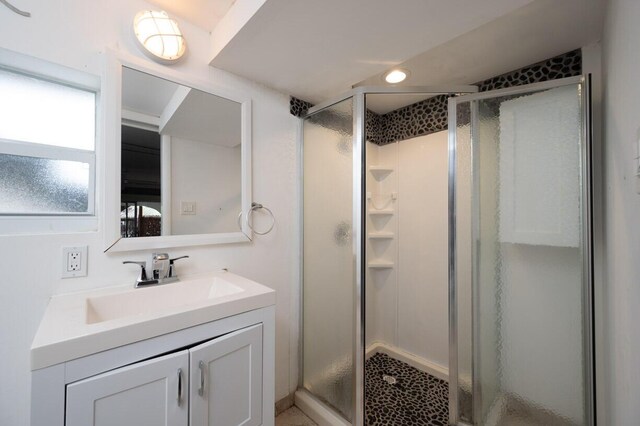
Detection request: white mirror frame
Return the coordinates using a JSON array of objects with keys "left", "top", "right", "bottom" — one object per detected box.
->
[{"left": 103, "top": 50, "right": 252, "bottom": 252}]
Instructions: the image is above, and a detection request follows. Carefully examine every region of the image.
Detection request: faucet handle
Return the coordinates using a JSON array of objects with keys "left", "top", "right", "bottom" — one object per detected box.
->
[
  {"left": 170, "top": 255, "right": 189, "bottom": 264},
  {"left": 123, "top": 261, "right": 149, "bottom": 282},
  {"left": 168, "top": 255, "right": 189, "bottom": 278}
]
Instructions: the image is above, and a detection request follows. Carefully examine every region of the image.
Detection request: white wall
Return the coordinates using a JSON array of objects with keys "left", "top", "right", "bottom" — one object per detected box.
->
[
  {"left": 602, "top": 1, "right": 640, "bottom": 424},
  {"left": 396, "top": 133, "right": 449, "bottom": 369},
  {"left": 365, "top": 131, "right": 450, "bottom": 371},
  {"left": 170, "top": 138, "right": 241, "bottom": 235},
  {"left": 0, "top": 2, "right": 298, "bottom": 425}
]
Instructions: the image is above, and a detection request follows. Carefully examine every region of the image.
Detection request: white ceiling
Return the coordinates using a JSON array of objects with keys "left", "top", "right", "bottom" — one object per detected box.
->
[
  {"left": 209, "top": 0, "right": 535, "bottom": 104},
  {"left": 146, "top": 0, "right": 236, "bottom": 32},
  {"left": 142, "top": 0, "right": 604, "bottom": 115},
  {"left": 362, "top": 0, "right": 605, "bottom": 114}
]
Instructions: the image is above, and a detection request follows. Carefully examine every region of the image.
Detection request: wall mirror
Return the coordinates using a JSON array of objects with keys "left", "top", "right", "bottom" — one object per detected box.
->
[{"left": 104, "top": 56, "right": 252, "bottom": 252}]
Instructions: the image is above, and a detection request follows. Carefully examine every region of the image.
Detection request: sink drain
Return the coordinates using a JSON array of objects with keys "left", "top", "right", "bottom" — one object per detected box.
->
[{"left": 382, "top": 374, "right": 397, "bottom": 385}]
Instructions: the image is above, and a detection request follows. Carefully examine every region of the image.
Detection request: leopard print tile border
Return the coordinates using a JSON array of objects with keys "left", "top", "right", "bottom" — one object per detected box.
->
[
  {"left": 366, "top": 109, "right": 385, "bottom": 144},
  {"left": 290, "top": 96, "right": 314, "bottom": 117},
  {"left": 291, "top": 49, "right": 582, "bottom": 145},
  {"left": 365, "top": 353, "right": 448, "bottom": 426},
  {"left": 377, "top": 94, "right": 449, "bottom": 145},
  {"left": 478, "top": 49, "right": 581, "bottom": 92}
]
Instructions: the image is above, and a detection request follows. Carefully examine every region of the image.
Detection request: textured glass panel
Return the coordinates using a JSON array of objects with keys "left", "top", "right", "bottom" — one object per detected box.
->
[
  {"left": 0, "top": 153, "right": 90, "bottom": 213},
  {"left": 0, "top": 68, "right": 95, "bottom": 150},
  {"left": 455, "top": 101, "right": 474, "bottom": 422},
  {"left": 473, "top": 84, "right": 586, "bottom": 425},
  {"left": 302, "top": 98, "right": 354, "bottom": 421}
]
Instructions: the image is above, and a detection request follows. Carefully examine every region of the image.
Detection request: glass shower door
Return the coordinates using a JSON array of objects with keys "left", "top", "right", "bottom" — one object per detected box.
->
[
  {"left": 301, "top": 97, "right": 356, "bottom": 422},
  {"left": 449, "top": 77, "right": 593, "bottom": 425}
]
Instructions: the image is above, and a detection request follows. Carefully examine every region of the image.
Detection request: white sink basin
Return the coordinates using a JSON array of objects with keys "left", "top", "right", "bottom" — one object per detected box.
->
[
  {"left": 31, "top": 271, "right": 275, "bottom": 370},
  {"left": 85, "top": 277, "right": 244, "bottom": 324}
]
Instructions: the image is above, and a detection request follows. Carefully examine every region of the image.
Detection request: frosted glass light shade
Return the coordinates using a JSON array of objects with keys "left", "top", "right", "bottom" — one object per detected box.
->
[{"left": 133, "top": 10, "right": 186, "bottom": 64}]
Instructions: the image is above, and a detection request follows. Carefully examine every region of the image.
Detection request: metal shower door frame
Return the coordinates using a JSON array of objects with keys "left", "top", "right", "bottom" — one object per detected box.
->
[
  {"left": 299, "top": 84, "right": 478, "bottom": 426},
  {"left": 447, "top": 75, "right": 594, "bottom": 426}
]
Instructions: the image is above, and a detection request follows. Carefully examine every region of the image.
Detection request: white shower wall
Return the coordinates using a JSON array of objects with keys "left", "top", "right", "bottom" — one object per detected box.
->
[
  {"left": 366, "top": 130, "right": 450, "bottom": 374},
  {"left": 365, "top": 141, "right": 398, "bottom": 349}
]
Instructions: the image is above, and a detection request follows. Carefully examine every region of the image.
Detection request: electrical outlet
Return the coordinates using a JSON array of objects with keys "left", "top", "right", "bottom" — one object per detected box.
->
[
  {"left": 62, "top": 246, "right": 88, "bottom": 278},
  {"left": 68, "top": 251, "right": 81, "bottom": 271}
]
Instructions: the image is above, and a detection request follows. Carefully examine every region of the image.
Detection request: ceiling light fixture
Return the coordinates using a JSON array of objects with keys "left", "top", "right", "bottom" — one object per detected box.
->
[
  {"left": 384, "top": 69, "right": 409, "bottom": 84},
  {"left": 133, "top": 10, "right": 186, "bottom": 64}
]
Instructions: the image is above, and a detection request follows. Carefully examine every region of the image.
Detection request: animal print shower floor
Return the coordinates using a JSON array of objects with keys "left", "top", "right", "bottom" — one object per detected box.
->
[{"left": 365, "top": 353, "right": 449, "bottom": 426}]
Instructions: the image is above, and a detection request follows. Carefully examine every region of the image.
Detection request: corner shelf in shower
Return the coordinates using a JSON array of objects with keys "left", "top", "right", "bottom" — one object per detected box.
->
[
  {"left": 368, "top": 232, "right": 394, "bottom": 239},
  {"left": 369, "top": 166, "right": 394, "bottom": 179},
  {"left": 368, "top": 209, "right": 394, "bottom": 215},
  {"left": 368, "top": 260, "right": 394, "bottom": 269}
]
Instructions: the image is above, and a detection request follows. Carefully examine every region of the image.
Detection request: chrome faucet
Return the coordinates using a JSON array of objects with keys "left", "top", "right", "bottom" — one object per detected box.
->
[
  {"left": 123, "top": 253, "right": 189, "bottom": 288},
  {"left": 151, "top": 253, "right": 170, "bottom": 280}
]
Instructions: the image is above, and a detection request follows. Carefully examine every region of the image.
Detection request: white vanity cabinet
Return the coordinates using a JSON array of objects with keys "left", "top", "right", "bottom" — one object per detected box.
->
[
  {"left": 190, "top": 324, "right": 263, "bottom": 426},
  {"left": 64, "top": 323, "right": 264, "bottom": 426},
  {"left": 66, "top": 349, "right": 190, "bottom": 426},
  {"left": 31, "top": 294, "right": 275, "bottom": 426}
]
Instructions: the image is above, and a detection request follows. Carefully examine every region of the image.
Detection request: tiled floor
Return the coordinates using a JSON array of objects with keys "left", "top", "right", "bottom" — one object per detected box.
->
[
  {"left": 365, "top": 353, "right": 449, "bottom": 425},
  {"left": 275, "top": 406, "right": 318, "bottom": 426}
]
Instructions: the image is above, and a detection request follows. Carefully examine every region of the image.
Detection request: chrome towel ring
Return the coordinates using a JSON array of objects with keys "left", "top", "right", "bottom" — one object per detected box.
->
[{"left": 237, "top": 202, "right": 275, "bottom": 236}]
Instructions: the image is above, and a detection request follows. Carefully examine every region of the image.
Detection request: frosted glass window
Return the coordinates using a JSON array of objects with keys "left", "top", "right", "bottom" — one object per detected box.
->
[
  {"left": 0, "top": 153, "right": 90, "bottom": 214},
  {"left": 0, "top": 67, "right": 95, "bottom": 150}
]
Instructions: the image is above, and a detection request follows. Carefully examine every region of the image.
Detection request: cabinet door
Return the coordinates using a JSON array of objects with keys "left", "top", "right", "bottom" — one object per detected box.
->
[
  {"left": 66, "top": 350, "right": 189, "bottom": 426},
  {"left": 190, "top": 323, "right": 263, "bottom": 426}
]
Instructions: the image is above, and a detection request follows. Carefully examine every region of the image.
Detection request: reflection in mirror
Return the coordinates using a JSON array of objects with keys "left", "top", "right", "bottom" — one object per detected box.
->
[
  {"left": 121, "top": 125, "right": 161, "bottom": 237},
  {"left": 120, "top": 67, "right": 242, "bottom": 238}
]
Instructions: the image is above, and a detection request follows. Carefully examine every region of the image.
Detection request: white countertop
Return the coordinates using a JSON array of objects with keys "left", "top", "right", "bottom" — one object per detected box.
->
[{"left": 31, "top": 271, "right": 275, "bottom": 370}]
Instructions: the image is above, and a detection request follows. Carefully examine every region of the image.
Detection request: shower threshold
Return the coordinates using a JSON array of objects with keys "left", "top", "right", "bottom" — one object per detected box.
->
[{"left": 295, "top": 389, "right": 351, "bottom": 426}]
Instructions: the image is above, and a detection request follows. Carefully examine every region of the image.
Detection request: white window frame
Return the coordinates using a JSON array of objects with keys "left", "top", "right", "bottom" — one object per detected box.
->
[{"left": 0, "top": 48, "right": 101, "bottom": 235}]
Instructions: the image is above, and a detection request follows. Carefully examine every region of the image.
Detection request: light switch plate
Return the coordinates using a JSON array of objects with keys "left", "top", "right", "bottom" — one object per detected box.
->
[
  {"left": 62, "top": 246, "right": 88, "bottom": 278},
  {"left": 181, "top": 201, "right": 196, "bottom": 215}
]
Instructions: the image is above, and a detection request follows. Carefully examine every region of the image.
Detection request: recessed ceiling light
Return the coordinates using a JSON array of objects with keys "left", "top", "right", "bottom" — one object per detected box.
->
[{"left": 384, "top": 69, "right": 408, "bottom": 84}]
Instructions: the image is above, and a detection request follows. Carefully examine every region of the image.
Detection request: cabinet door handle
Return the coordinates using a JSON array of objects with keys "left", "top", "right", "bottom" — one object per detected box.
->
[
  {"left": 198, "top": 361, "right": 206, "bottom": 397},
  {"left": 177, "top": 368, "right": 183, "bottom": 406}
]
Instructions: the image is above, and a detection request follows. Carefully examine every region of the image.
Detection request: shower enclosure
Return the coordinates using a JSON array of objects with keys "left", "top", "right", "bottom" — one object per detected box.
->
[{"left": 298, "top": 77, "right": 593, "bottom": 426}]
